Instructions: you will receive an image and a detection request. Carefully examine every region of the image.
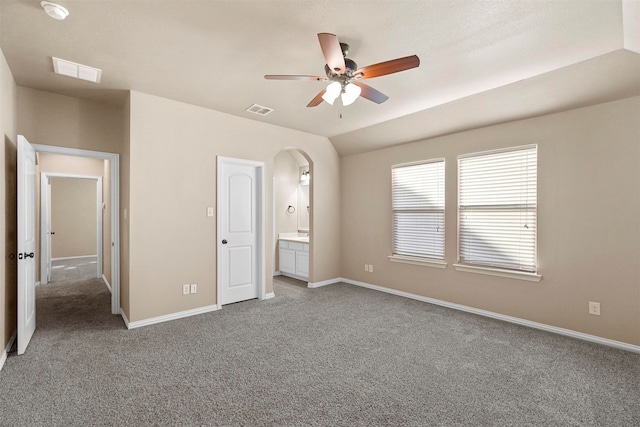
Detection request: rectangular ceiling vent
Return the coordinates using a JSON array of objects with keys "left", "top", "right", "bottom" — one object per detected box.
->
[
  {"left": 245, "top": 104, "right": 274, "bottom": 116},
  {"left": 52, "top": 57, "right": 102, "bottom": 83}
]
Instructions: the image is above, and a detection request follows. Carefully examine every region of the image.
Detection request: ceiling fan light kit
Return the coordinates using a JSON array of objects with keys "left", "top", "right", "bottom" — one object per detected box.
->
[
  {"left": 265, "top": 33, "right": 420, "bottom": 108},
  {"left": 341, "top": 83, "right": 362, "bottom": 106},
  {"left": 321, "top": 81, "right": 341, "bottom": 105}
]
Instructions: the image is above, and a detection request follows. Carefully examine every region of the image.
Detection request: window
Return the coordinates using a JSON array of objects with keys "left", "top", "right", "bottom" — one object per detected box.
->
[
  {"left": 457, "top": 145, "right": 537, "bottom": 273},
  {"left": 391, "top": 159, "right": 445, "bottom": 261}
]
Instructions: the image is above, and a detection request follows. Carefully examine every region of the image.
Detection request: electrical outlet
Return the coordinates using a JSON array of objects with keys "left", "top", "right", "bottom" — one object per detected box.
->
[
  {"left": 190, "top": 284, "right": 197, "bottom": 294},
  {"left": 364, "top": 264, "right": 369, "bottom": 272},
  {"left": 589, "top": 301, "right": 600, "bottom": 316},
  {"left": 369, "top": 264, "right": 374, "bottom": 273},
  {"left": 182, "top": 284, "right": 190, "bottom": 295}
]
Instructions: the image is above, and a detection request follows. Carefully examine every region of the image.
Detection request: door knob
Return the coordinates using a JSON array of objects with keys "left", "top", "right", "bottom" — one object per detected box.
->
[{"left": 222, "top": 239, "right": 228, "bottom": 244}]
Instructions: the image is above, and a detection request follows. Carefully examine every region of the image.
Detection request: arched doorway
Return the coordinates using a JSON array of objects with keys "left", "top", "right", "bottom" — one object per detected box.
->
[{"left": 272, "top": 149, "right": 313, "bottom": 295}]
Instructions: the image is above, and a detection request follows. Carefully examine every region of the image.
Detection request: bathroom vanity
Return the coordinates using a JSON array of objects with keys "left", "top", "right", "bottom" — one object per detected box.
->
[{"left": 278, "top": 236, "right": 309, "bottom": 281}]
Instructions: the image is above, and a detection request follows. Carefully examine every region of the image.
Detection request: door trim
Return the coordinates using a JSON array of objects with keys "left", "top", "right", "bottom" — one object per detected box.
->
[
  {"left": 216, "top": 156, "right": 266, "bottom": 307},
  {"left": 32, "top": 144, "right": 120, "bottom": 316},
  {"left": 40, "top": 173, "right": 103, "bottom": 285}
]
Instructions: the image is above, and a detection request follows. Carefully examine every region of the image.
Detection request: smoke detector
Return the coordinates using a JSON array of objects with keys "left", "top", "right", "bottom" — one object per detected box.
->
[{"left": 41, "top": 2, "right": 69, "bottom": 20}]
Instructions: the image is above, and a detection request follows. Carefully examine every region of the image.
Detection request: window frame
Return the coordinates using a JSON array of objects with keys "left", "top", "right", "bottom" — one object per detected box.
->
[
  {"left": 454, "top": 145, "right": 541, "bottom": 282},
  {"left": 389, "top": 158, "right": 447, "bottom": 269}
]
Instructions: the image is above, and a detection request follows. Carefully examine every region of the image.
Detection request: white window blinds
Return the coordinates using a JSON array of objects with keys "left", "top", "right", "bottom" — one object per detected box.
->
[
  {"left": 392, "top": 160, "right": 445, "bottom": 259},
  {"left": 458, "top": 145, "right": 537, "bottom": 272}
]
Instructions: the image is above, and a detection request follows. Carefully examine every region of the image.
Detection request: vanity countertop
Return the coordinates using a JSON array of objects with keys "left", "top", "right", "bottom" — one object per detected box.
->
[{"left": 279, "top": 236, "right": 309, "bottom": 243}]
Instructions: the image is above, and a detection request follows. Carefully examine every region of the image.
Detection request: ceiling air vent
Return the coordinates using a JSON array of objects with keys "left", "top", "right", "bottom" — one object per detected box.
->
[
  {"left": 52, "top": 57, "right": 102, "bottom": 83},
  {"left": 245, "top": 104, "right": 274, "bottom": 116}
]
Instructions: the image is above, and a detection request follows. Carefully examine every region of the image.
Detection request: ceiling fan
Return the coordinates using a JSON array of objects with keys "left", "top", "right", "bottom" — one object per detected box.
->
[{"left": 265, "top": 33, "right": 420, "bottom": 107}]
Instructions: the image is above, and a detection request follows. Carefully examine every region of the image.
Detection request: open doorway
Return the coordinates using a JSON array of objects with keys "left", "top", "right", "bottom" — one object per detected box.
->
[
  {"left": 16, "top": 137, "right": 120, "bottom": 355},
  {"left": 40, "top": 174, "right": 103, "bottom": 286},
  {"left": 32, "top": 144, "right": 120, "bottom": 315},
  {"left": 272, "top": 149, "right": 312, "bottom": 296}
]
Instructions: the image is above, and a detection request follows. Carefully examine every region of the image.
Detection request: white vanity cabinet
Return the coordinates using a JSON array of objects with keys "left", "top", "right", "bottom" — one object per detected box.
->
[{"left": 279, "top": 240, "right": 309, "bottom": 280}]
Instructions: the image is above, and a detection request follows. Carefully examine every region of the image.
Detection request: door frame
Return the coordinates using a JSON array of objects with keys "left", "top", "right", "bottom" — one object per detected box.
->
[
  {"left": 216, "top": 156, "right": 266, "bottom": 307},
  {"left": 40, "top": 173, "right": 103, "bottom": 285},
  {"left": 32, "top": 144, "right": 120, "bottom": 315}
]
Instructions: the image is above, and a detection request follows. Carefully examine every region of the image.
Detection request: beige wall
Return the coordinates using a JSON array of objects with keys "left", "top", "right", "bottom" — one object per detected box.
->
[
  {"left": 1, "top": 47, "right": 17, "bottom": 355},
  {"left": 50, "top": 177, "right": 97, "bottom": 258},
  {"left": 17, "top": 87, "right": 124, "bottom": 153},
  {"left": 341, "top": 96, "right": 640, "bottom": 346},
  {"left": 127, "top": 91, "right": 340, "bottom": 322}
]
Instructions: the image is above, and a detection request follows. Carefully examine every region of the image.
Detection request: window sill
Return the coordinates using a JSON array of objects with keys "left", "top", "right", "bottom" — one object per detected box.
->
[
  {"left": 388, "top": 255, "right": 447, "bottom": 269},
  {"left": 453, "top": 264, "right": 542, "bottom": 282}
]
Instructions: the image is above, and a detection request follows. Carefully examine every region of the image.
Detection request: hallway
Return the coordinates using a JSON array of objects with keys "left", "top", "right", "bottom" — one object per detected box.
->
[
  {"left": 49, "top": 256, "right": 98, "bottom": 284},
  {"left": 36, "top": 256, "right": 113, "bottom": 331}
]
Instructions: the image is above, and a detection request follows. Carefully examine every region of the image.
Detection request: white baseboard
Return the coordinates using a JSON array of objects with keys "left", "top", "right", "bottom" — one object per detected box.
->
[
  {"left": 122, "top": 304, "right": 219, "bottom": 329},
  {"left": 35, "top": 281, "right": 41, "bottom": 287},
  {"left": 341, "top": 277, "right": 640, "bottom": 354},
  {"left": 120, "top": 309, "right": 129, "bottom": 327},
  {"left": 101, "top": 274, "right": 111, "bottom": 293},
  {"left": 0, "top": 331, "right": 17, "bottom": 371},
  {"left": 307, "top": 277, "right": 342, "bottom": 288},
  {"left": 265, "top": 292, "right": 275, "bottom": 299},
  {"left": 51, "top": 255, "right": 97, "bottom": 261},
  {"left": 273, "top": 271, "right": 282, "bottom": 276}
]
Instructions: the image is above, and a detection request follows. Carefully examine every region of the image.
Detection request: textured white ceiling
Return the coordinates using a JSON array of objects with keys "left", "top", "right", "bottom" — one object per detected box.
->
[{"left": 1, "top": 0, "right": 638, "bottom": 156}]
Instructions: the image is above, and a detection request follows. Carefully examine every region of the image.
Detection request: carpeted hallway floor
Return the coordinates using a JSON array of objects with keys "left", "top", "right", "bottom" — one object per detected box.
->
[
  {"left": 1, "top": 274, "right": 639, "bottom": 426},
  {"left": 49, "top": 256, "right": 98, "bottom": 283}
]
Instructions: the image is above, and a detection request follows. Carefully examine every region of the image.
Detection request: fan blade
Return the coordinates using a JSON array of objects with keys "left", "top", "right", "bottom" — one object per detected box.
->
[
  {"left": 318, "top": 33, "right": 345, "bottom": 74},
  {"left": 352, "top": 82, "right": 389, "bottom": 104},
  {"left": 307, "top": 89, "right": 326, "bottom": 107},
  {"left": 265, "top": 75, "right": 327, "bottom": 81},
  {"left": 355, "top": 55, "right": 420, "bottom": 80}
]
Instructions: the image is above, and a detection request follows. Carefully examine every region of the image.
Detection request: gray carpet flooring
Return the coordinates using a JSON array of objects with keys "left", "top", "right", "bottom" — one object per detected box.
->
[
  {"left": 1, "top": 275, "right": 639, "bottom": 426},
  {"left": 49, "top": 256, "right": 98, "bottom": 283}
]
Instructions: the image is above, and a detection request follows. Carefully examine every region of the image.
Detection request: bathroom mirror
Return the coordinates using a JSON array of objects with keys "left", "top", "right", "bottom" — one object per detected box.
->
[{"left": 298, "top": 184, "right": 309, "bottom": 232}]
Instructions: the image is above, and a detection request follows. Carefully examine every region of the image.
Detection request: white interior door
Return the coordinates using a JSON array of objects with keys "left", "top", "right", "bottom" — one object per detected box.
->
[
  {"left": 17, "top": 135, "right": 37, "bottom": 355},
  {"left": 218, "top": 157, "right": 262, "bottom": 305}
]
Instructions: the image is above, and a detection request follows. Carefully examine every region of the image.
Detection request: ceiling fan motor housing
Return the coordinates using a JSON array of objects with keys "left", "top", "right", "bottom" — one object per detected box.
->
[{"left": 325, "top": 58, "right": 358, "bottom": 80}]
